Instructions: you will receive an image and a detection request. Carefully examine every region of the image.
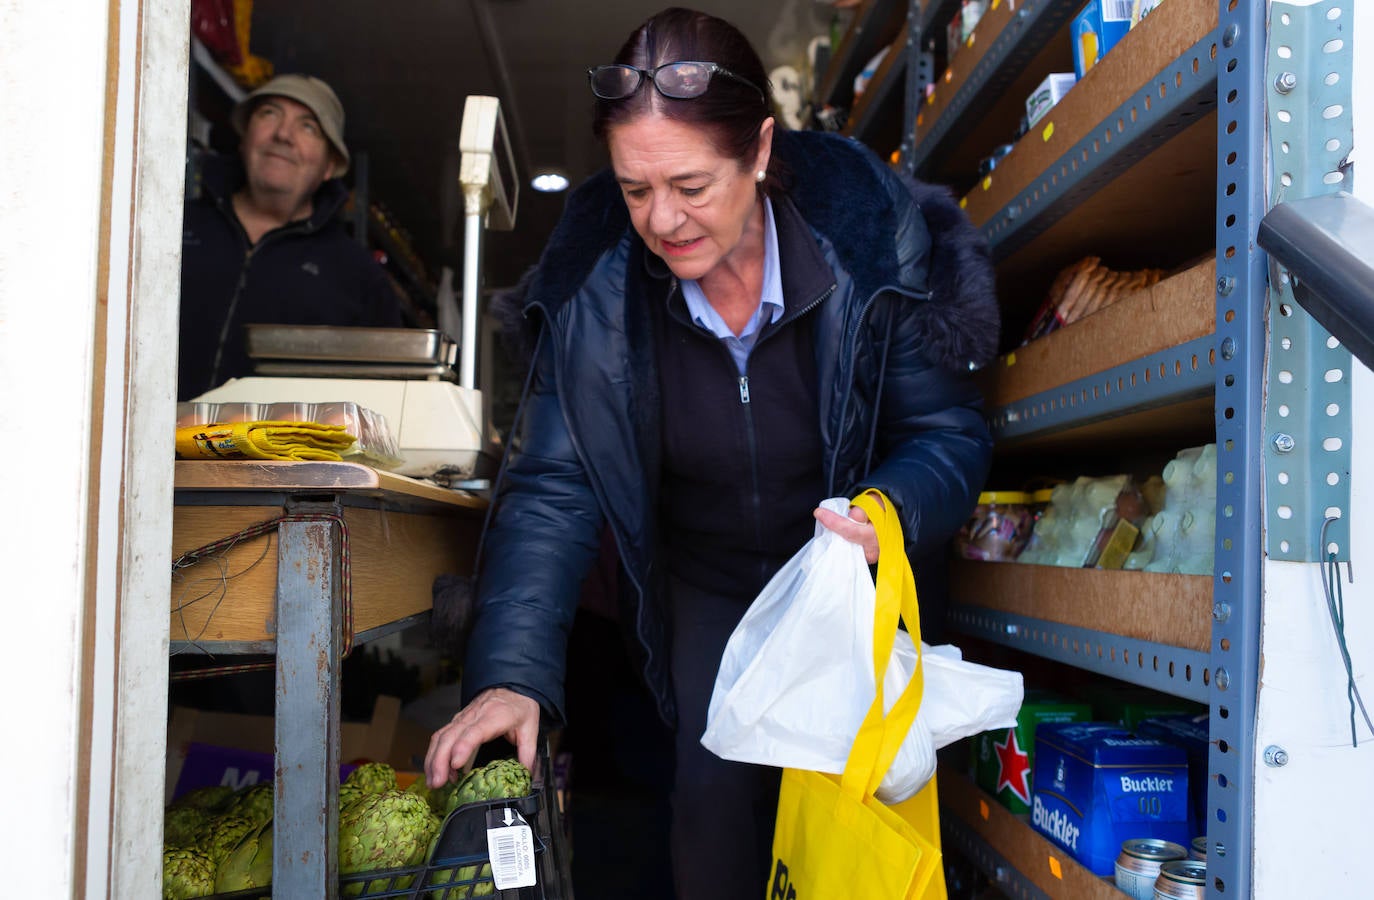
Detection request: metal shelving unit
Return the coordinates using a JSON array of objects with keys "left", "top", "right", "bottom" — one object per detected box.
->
[
  {"left": 835, "top": 0, "right": 1362, "bottom": 893},
  {"left": 849, "top": 0, "right": 1319, "bottom": 896}
]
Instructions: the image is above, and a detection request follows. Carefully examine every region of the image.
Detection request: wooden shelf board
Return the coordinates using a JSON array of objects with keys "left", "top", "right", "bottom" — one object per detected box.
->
[
  {"left": 960, "top": 0, "right": 1218, "bottom": 227},
  {"left": 949, "top": 559, "right": 1212, "bottom": 652},
  {"left": 940, "top": 769, "right": 1128, "bottom": 899},
  {"left": 170, "top": 504, "right": 480, "bottom": 643},
  {"left": 981, "top": 259, "right": 1217, "bottom": 408}
]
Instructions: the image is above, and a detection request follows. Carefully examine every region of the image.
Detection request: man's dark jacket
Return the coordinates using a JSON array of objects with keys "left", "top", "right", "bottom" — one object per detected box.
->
[
  {"left": 177, "top": 156, "right": 402, "bottom": 400},
  {"left": 462, "top": 130, "right": 1000, "bottom": 726}
]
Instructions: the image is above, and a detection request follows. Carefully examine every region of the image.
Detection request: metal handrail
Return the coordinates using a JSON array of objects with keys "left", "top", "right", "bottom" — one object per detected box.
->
[{"left": 1257, "top": 191, "right": 1374, "bottom": 371}]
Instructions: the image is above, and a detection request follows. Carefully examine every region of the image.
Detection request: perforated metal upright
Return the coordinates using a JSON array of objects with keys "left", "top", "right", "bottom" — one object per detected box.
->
[{"left": 1208, "top": 0, "right": 1268, "bottom": 895}]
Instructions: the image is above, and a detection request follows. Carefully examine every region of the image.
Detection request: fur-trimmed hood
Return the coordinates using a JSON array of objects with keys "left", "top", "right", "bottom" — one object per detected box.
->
[{"left": 497, "top": 129, "right": 999, "bottom": 372}]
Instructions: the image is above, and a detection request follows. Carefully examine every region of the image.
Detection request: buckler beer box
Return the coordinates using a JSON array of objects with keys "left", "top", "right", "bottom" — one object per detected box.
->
[
  {"left": 1030, "top": 722, "right": 1191, "bottom": 876},
  {"left": 1136, "top": 712, "right": 1210, "bottom": 835},
  {"left": 974, "top": 690, "right": 1092, "bottom": 817}
]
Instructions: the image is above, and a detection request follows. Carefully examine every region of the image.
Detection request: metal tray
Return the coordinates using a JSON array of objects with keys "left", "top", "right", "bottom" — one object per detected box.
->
[{"left": 244, "top": 325, "right": 458, "bottom": 366}]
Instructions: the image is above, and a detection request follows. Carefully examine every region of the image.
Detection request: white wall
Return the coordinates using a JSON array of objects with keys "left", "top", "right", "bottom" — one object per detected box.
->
[
  {"left": 0, "top": 0, "right": 186, "bottom": 895},
  {"left": 1252, "top": 0, "right": 1373, "bottom": 896}
]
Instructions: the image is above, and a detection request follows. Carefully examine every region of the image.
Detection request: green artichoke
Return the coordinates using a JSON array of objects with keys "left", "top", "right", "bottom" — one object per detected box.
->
[
  {"left": 444, "top": 759, "right": 532, "bottom": 816},
  {"left": 339, "top": 790, "right": 440, "bottom": 896},
  {"left": 171, "top": 785, "right": 235, "bottom": 814},
  {"left": 406, "top": 777, "right": 432, "bottom": 806},
  {"left": 424, "top": 780, "right": 459, "bottom": 817},
  {"left": 162, "top": 847, "right": 214, "bottom": 899},
  {"left": 202, "top": 814, "right": 256, "bottom": 868},
  {"left": 339, "top": 782, "right": 366, "bottom": 812},
  {"left": 163, "top": 805, "right": 213, "bottom": 849},
  {"left": 226, "top": 782, "right": 274, "bottom": 828},
  {"left": 344, "top": 761, "right": 397, "bottom": 795},
  {"left": 213, "top": 820, "right": 272, "bottom": 893}
]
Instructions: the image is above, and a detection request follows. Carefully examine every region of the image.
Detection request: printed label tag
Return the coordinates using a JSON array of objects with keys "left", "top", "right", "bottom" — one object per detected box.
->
[{"left": 485, "top": 807, "right": 538, "bottom": 889}]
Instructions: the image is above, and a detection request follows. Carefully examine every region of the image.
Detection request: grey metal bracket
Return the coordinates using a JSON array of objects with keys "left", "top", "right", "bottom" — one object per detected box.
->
[
  {"left": 982, "top": 29, "right": 1218, "bottom": 260},
  {"left": 988, "top": 335, "right": 1215, "bottom": 444},
  {"left": 908, "top": 0, "right": 1081, "bottom": 179},
  {"left": 1263, "top": 0, "right": 1353, "bottom": 562},
  {"left": 947, "top": 605, "right": 1213, "bottom": 704}
]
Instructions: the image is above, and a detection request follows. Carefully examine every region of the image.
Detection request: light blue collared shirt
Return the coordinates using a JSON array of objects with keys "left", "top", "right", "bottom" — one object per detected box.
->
[{"left": 681, "top": 197, "right": 784, "bottom": 375}]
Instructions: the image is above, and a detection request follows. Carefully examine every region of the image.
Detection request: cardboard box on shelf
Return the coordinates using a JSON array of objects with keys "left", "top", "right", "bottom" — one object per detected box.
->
[
  {"left": 1071, "top": 0, "right": 1133, "bottom": 79},
  {"left": 165, "top": 694, "right": 433, "bottom": 803},
  {"left": 1025, "top": 73, "right": 1077, "bottom": 128}
]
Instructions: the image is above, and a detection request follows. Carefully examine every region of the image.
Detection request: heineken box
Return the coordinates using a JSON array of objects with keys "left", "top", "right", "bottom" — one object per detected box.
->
[
  {"left": 1072, "top": 683, "right": 1204, "bottom": 729},
  {"left": 974, "top": 690, "right": 1092, "bottom": 817},
  {"left": 1137, "top": 712, "right": 1210, "bottom": 835},
  {"left": 1030, "top": 722, "right": 1192, "bottom": 876}
]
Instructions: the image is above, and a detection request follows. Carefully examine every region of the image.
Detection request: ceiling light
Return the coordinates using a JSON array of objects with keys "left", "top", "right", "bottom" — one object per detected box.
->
[{"left": 530, "top": 172, "right": 570, "bottom": 193}]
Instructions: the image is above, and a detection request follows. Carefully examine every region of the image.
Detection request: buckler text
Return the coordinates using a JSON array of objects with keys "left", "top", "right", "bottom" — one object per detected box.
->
[{"left": 1032, "top": 796, "right": 1081, "bottom": 852}]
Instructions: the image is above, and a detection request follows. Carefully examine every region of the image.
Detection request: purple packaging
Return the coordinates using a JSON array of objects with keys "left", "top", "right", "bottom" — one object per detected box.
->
[{"left": 1030, "top": 722, "right": 1191, "bottom": 876}]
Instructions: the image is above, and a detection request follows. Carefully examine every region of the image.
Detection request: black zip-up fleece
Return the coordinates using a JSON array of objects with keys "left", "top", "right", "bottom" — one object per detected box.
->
[
  {"left": 177, "top": 156, "right": 403, "bottom": 400},
  {"left": 653, "top": 195, "right": 833, "bottom": 600}
]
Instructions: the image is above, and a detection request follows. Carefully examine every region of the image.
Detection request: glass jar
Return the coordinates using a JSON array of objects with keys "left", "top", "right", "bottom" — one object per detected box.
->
[{"left": 956, "top": 491, "right": 1034, "bottom": 561}]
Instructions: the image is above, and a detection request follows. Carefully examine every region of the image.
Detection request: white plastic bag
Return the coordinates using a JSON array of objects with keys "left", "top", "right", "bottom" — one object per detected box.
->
[{"left": 701, "top": 498, "right": 1024, "bottom": 802}]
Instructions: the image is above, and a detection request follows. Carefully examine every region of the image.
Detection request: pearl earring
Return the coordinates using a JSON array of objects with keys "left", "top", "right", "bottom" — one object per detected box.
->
[{"left": 755, "top": 170, "right": 766, "bottom": 183}]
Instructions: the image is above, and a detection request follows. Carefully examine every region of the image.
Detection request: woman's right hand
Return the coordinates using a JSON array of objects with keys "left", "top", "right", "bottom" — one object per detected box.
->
[{"left": 424, "top": 687, "right": 541, "bottom": 788}]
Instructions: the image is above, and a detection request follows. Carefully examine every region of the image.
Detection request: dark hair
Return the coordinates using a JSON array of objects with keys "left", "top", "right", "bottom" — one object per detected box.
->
[{"left": 592, "top": 7, "right": 781, "bottom": 192}]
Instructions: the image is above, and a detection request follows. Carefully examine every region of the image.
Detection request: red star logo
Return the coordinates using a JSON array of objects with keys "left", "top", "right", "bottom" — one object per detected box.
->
[{"left": 994, "top": 730, "right": 1032, "bottom": 804}]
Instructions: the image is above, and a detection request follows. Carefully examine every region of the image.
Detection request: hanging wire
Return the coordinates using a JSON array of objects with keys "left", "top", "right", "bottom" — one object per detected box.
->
[{"left": 1319, "top": 516, "right": 1373, "bottom": 747}]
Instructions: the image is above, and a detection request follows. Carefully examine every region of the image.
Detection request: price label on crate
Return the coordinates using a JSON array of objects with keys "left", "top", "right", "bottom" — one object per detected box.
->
[{"left": 485, "top": 807, "right": 538, "bottom": 890}]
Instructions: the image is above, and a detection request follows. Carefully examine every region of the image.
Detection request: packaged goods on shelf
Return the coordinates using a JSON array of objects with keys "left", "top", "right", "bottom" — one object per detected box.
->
[
  {"left": 945, "top": 1, "right": 988, "bottom": 64},
  {"left": 1030, "top": 722, "right": 1192, "bottom": 876},
  {"left": 1071, "top": 0, "right": 1133, "bottom": 80},
  {"left": 1015, "top": 475, "right": 1150, "bottom": 568},
  {"left": 1129, "top": 444, "right": 1217, "bottom": 575},
  {"left": 176, "top": 400, "right": 405, "bottom": 469},
  {"left": 1025, "top": 72, "right": 1076, "bottom": 128},
  {"left": 1023, "top": 256, "right": 1166, "bottom": 343},
  {"left": 954, "top": 491, "right": 1034, "bottom": 561},
  {"left": 1137, "top": 713, "right": 1210, "bottom": 834},
  {"left": 973, "top": 690, "right": 1093, "bottom": 817},
  {"left": 1131, "top": 0, "right": 1165, "bottom": 27},
  {"left": 852, "top": 45, "right": 890, "bottom": 100},
  {"left": 1070, "top": 683, "right": 1204, "bottom": 730}
]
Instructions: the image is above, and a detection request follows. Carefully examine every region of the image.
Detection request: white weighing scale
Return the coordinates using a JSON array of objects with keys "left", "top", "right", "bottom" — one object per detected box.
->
[{"left": 193, "top": 96, "right": 520, "bottom": 483}]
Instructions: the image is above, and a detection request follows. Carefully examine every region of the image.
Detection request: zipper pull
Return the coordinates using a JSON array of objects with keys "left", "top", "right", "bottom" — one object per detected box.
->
[{"left": 738, "top": 375, "right": 751, "bottom": 404}]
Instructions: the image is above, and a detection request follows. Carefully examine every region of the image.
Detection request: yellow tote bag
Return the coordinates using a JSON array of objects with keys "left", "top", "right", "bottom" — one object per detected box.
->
[{"left": 767, "top": 490, "right": 946, "bottom": 900}]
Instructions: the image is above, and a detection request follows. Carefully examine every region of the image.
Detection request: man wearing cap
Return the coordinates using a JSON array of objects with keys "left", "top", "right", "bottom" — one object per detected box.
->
[{"left": 178, "top": 73, "right": 404, "bottom": 400}]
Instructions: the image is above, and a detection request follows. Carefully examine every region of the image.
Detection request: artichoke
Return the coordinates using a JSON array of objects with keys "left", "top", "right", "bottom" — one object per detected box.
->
[
  {"left": 339, "top": 782, "right": 366, "bottom": 813},
  {"left": 424, "top": 780, "right": 459, "bottom": 817},
  {"left": 172, "top": 785, "right": 235, "bottom": 814},
  {"left": 164, "top": 805, "right": 213, "bottom": 849},
  {"left": 202, "top": 814, "right": 256, "bottom": 868},
  {"left": 226, "top": 782, "right": 274, "bottom": 828},
  {"left": 339, "top": 790, "right": 440, "bottom": 896},
  {"left": 444, "top": 759, "right": 532, "bottom": 816},
  {"left": 345, "top": 761, "right": 398, "bottom": 795},
  {"left": 162, "top": 847, "right": 214, "bottom": 899},
  {"left": 405, "top": 777, "right": 432, "bottom": 806},
  {"left": 213, "top": 820, "right": 273, "bottom": 893}
]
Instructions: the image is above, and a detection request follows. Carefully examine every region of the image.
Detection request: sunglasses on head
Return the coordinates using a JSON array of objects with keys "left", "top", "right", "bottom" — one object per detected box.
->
[{"left": 588, "top": 61, "right": 766, "bottom": 103}]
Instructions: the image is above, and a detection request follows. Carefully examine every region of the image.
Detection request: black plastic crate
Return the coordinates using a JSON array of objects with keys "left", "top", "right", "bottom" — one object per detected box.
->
[{"left": 204, "top": 743, "right": 573, "bottom": 900}]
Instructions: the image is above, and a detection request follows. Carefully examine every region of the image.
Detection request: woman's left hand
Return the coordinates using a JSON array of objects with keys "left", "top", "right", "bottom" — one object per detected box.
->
[{"left": 814, "top": 503, "right": 880, "bottom": 564}]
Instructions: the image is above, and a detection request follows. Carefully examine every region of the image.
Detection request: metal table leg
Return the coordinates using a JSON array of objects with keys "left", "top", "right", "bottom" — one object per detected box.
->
[{"left": 273, "top": 497, "right": 343, "bottom": 898}]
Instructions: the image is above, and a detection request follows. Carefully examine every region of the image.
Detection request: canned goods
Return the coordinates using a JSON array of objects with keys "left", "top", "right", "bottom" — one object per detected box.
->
[
  {"left": 1189, "top": 835, "right": 1207, "bottom": 861},
  {"left": 1115, "top": 839, "right": 1187, "bottom": 900},
  {"left": 1154, "top": 859, "right": 1207, "bottom": 899}
]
